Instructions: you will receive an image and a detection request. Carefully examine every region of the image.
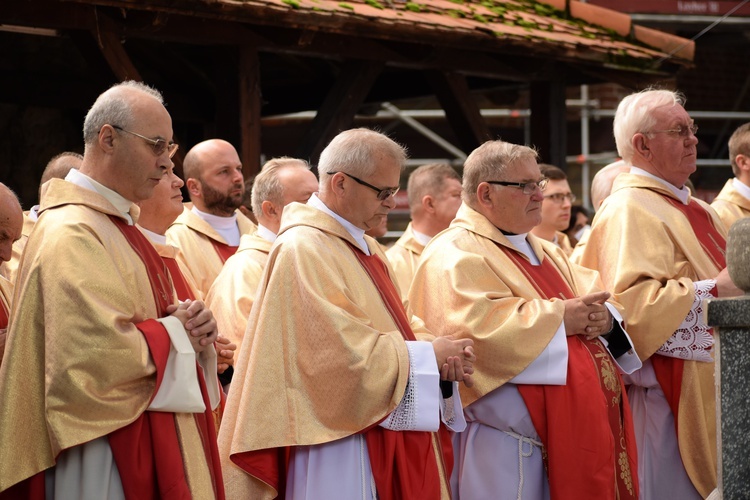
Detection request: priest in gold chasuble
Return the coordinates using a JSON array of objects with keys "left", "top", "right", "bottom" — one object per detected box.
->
[
  {"left": 578, "top": 89, "right": 743, "bottom": 499},
  {"left": 0, "top": 82, "right": 223, "bottom": 499},
  {"left": 410, "top": 140, "right": 642, "bottom": 500},
  {"left": 219, "top": 129, "right": 475, "bottom": 500}
]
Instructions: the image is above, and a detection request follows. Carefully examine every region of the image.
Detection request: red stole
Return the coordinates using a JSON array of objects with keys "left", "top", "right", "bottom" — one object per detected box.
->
[
  {"left": 162, "top": 257, "right": 196, "bottom": 302},
  {"left": 501, "top": 245, "right": 638, "bottom": 500},
  {"left": 350, "top": 244, "right": 450, "bottom": 500},
  {"left": 653, "top": 196, "right": 726, "bottom": 436},
  {"left": 0, "top": 298, "right": 7, "bottom": 330},
  {"left": 108, "top": 216, "right": 225, "bottom": 500},
  {"left": 231, "top": 242, "right": 448, "bottom": 500},
  {"left": 210, "top": 239, "right": 238, "bottom": 263}
]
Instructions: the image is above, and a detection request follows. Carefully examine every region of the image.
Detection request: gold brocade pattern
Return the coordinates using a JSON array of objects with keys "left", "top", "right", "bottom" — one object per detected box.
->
[
  {"left": 218, "top": 203, "right": 442, "bottom": 499},
  {"left": 619, "top": 451, "right": 634, "bottom": 496},
  {"left": 581, "top": 339, "right": 633, "bottom": 500},
  {"left": 205, "top": 232, "right": 272, "bottom": 352},
  {"left": 385, "top": 223, "right": 425, "bottom": 298},
  {"left": 409, "top": 203, "right": 621, "bottom": 405},
  {"left": 167, "top": 208, "right": 256, "bottom": 298},
  {"left": 710, "top": 179, "right": 750, "bottom": 231},
  {"left": 0, "top": 180, "right": 213, "bottom": 495},
  {"left": 577, "top": 172, "right": 722, "bottom": 497}
]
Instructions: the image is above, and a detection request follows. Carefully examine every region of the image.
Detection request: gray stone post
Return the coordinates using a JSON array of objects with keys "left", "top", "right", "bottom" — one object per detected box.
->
[{"left": 707, "top": 218, "right": 750, "bottom": 498}]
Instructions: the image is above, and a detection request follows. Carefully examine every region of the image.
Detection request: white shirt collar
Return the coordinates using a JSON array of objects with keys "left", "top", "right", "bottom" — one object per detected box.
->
[
  {"left": 630, "top": 166, "right": 690, "bottom": 204},
  {"left": 138, "top": 226, "right": 167, "bottom": 245},
  {"left": 257, "top": 224, "right": 277, "bottom": 243},
  {"left": 65, "top": 169, "right": 134, "bottom": 224},
  {"left": 732, "top": 177, "right": 750, "bottom": 200},
  {"left": 191, "top": 206, "right": 241, "bottom": 245},
  {"left": 412, "top": 228, "right": 432, "bottom": 247},
  {"left": 505, "top": 233, "right": 541, "bottom": 265},
  {"left": 29, "top": 205, "right": 40, "bottom": 222},
  {"left": 307, "top": 193, "right": 369, "bottom": 255},
  {"left": 191, "top": 206, "right": 238, "bottom": 228}
]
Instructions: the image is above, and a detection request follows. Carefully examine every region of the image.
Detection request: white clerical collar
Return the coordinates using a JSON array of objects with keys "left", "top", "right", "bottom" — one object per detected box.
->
[
  {"left": 191, "top": 206, "right": 241, "bottom": 246},
  {"left": 66, "top": 169, "right": 134, "bottom": 224},
  {"left": 505, "top": 233, "right": 541, "bottom": 265},
  {"left": 257, "top": 224, "right": 277, "bottom": 243},
  {"left": 630, "top": 167, "right": 690, "bottom": 204},
  {"left": 308, "top": 193, "right": 369, "bottom": 254},
  {"left": 733, "top": 178, "right": 750, "bottom": 201},
  {"left": 29, "top": 205, "right": 40, "bottom": 222},
  {"left": 139, "top": 226, "right": 167, "bottom": 245},
  {"left": 412, "top": 228, "right": 432, "bottom": 247}
]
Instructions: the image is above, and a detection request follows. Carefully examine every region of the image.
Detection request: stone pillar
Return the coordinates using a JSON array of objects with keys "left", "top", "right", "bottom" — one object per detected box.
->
[{"left": 707, "top": 218, "right": 750, "bottom": 498}]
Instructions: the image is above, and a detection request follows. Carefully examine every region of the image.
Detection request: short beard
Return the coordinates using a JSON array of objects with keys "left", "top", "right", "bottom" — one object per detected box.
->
[{"left": 201, "top": 181, "right": 243, "bottom": 216}]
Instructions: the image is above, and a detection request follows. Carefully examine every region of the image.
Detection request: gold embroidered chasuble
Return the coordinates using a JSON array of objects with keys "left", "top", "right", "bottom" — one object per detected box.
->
[
  {"left": 0, "top": 180, "right": 216, "bottom": 497},
  {"left": 206, "top": 232, "right": 272, "bottom": 352},
  {"left": 0, "top": 210, "right": 35, "bottom": 284},
  {"left": 408, "top": 203, "right": 621, "bottom": 406},
  {"left": 167, "top": 207, "right": 257, "bottom": 298},
  {"left": 385, "top": 222, "right": 426, "bottom": 298},
  {"left": 577, "top": 172, "right": 724, "bottom": 497},
  {"left": 710, "top": 178, "right": 750, "bottom": 231},
  {"left": 556, "top": 230, "right": 574, "bottom": 256},
  {"left": 147, "top": 237, "right": 203, "bottom": 299},
  {"left": 219, "top": 202, "right": 450, "bottom": 499}
]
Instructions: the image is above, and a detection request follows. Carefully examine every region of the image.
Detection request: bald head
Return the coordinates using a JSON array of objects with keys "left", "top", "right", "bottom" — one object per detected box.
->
[
  {"left": 591, "top": 160, "right": 630, "bottom": 209},
  {"left": 183, "top": 139, "right": 245, "bottom": 215},
  {"left": 40, "top": 152, "right": 82, "bottom": 198},
  {"left": 0, "top": 184, "right": 23, "bottom": 264}
]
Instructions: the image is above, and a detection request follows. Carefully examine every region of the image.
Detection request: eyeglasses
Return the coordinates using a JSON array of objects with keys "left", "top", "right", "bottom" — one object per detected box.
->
[
  {"left": 112, "top": 125, "right": 179, "bottom": 159},
  {"left": 328, "top": 171, "right": 400, "bottom": 201},
  {"left": 544, "top": 192, "right": 577, "bottom": 204},
  {"left": 486, "top": 177, "right": 548, "bottom": 195},
  {"left": 648, "top": 123, "right": 698, "bottom": 138}
]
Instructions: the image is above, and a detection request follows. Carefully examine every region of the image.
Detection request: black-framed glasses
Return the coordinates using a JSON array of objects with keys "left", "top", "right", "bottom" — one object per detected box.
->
[
  {"left": 328, "top": 171, "right": 399, "bottom": 201},
  {"left": 544, "top": 192, "right": 577, "bottom": 204},
  {"left": 648, "top": 123, "right": 698, "bottom": 138},
  {"left": 112, "top": 125, "right": 179, "bottom": 159},
  {"left": 486, "top": 177, "right": 548, "bottom": 195}
]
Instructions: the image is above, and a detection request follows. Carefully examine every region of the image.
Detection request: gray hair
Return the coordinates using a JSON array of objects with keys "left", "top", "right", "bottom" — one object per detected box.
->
[
  {"left": 407, "top": 163, "right": 461, "bottom": 215},
  {"left": 462, "top": 140, "right": 538, "bottom": 205},
  {"left": 613, "top": 88, "right": 685, "bottom": 162},
  {"left": 251, "top": 157, "right": 311, "bottom": 219},
  {"left": 82, "top": 81, "right": 164, "bottom": 147},
  {"left": 318, "top": 128, "right": 407, "bottom": 184}
]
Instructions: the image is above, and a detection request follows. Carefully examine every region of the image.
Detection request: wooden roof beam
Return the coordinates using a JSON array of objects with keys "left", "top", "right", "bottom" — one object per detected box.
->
[{"left": 295, "top": 60, "right": 384, "bottom": 165}]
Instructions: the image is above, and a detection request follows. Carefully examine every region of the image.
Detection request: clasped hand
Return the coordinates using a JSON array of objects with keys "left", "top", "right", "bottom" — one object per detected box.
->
[
  {"left": 432, "top": 335, "right": 476, "bottom": 388},
  {"left": 563, "top": 291, "right": 613, "bottom": 340},
  {"left": 167, "top": 299, "right": 218, "bottom": 353}
]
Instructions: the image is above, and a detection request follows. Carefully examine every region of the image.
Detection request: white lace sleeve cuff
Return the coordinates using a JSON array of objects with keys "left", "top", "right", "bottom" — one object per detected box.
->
[
  {"left": 440, "top": 382, "right": 466, "bottom": 432},
  {"left": 380, "top": 341, "right": 440, "bottom": 432},
  {"left": 656, "top": 279, "right": 716, "bottom": 363}
]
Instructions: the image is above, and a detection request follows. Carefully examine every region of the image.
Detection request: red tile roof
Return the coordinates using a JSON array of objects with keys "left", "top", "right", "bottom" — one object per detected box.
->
[{"left": 192, "top": 0, "right": 695, "bottom": 69}]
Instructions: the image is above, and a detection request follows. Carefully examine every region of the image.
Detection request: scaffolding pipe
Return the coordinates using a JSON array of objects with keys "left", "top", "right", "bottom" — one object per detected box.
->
[
  {"left": 381, "top": 102, "right": 467, "bottom": 161},
  {"left": 580, "top": 85, "right": 592, "bottom": 210}
]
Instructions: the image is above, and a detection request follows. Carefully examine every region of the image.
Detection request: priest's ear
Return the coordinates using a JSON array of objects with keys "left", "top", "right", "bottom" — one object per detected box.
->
[
  {"left": 186, "top": 178, "right": 202, "bottom": 199},
  {"left": 476, "top": 182, "right": 493, "bottom": 208},
  {"left": 632, "top": 133, "right": 651, "bottom": 159},
  {"left": 261, "top": 200, "right": 281, "bottom": 222}
]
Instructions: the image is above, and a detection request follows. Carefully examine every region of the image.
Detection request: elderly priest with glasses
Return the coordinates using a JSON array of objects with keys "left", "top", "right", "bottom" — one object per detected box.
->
[
  {"left": 219, "top": 128, "right": 476, "bottom": 499},
  {"left": 0, "top": 81, "right": 224, "bottom": 499},
  {"left": 409, "top": 139, "right": 642, "bottom": 500},
  {"left": 577, "top": 88, "right": 743, "bottom": 499}
]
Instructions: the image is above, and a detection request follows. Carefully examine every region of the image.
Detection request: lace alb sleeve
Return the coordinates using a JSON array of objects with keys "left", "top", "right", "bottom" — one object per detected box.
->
[{"left": 656, "top": 279, "right": 716, "bottom": 363}]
